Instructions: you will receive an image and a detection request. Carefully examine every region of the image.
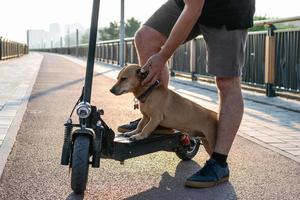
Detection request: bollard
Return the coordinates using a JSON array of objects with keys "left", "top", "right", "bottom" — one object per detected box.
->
[{"left": 264, "top": 24, "right": 276, "bottom": 97}]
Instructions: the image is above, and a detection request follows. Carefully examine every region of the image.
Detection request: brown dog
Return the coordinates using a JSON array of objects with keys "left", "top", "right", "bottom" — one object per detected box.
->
[{"left": 110, "top": 64, "right": 217, "bottom": 154}]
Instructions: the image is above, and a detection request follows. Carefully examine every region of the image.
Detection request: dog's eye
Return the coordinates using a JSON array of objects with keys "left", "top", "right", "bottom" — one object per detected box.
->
[{"left": 120, "top": 77, "right": 127, "bottom": 81}]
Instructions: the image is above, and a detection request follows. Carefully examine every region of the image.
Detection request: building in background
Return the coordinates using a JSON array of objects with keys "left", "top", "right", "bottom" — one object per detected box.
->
[
  {"left": 28, "top": 23, "right": 62, "bottom": 49},
  {"left": 28, "top": 29, "right": 47, "bottom": 49},
  {"left": 49, "top": 23, "right": 61, "bottom": 48},
  {"left": 64, "top": 23, "right": 85, "bottom": 48}
]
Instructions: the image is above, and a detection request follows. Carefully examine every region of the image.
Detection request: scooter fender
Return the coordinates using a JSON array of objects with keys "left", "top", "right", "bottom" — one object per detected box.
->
[{"left": 72, "top": 129, "right": 95, "bottom": 141}]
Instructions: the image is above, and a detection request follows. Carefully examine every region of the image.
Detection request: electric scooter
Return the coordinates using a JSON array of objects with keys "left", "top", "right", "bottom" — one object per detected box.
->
[{"left": 60, "top": 0, "right": 202, "bottom": 195}]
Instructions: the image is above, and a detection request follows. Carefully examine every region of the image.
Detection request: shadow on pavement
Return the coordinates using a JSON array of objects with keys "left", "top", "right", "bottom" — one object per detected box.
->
[
  {"left": 27, "top": 69, "right": 115, "bottom": 103},
  {"left": 65, "top": 192, "right": 84, "bottom": 200},
  {"left": 125, "top": 160, "right": 236, "bottom": 200},
  {"left": 171, "top": 79, "right": 300, "bottom": 132}
]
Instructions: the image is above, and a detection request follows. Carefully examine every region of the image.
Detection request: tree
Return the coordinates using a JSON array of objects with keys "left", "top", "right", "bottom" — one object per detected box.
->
[
  {"left": 81, "top": 29, "right": 90, "bottom": 44},
  {"left": 99, "top": 21, "right": 119, "bottom": 41},
  {"left": 249, "top": 16, "right": 268, "bottom": 31},
  {"left": 249, "top": 16, "right": 298, "bottom": 32},
  {"left": 96, "top": 17, "right": 141, "bottom": 41},
  {"left": 125, "top": 17, "right": 141, "bottom": 37},
  {"left": 81, "top": 17, "right": 141, "bottom": 42}
]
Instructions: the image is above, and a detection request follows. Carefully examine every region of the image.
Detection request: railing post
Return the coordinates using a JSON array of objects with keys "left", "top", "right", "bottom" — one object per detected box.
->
[
  {"left": 130, "top": 41, "right": 134, "bottom": 64},
  {"left": 60, "top": 37, "right": 63, "bottom": 48},
  {"left": 0, "top": 37, "right": 2, "bottom": 60},
  {"left": 27, "top": 30, "right": 30, "bottom": 50},
  {"left": 264, "top": 24, "right": 276, "bottom": 97},
  {"left": 169, "top": 55, "right": 175, "bottom": 77},
  {"left": 100, "top": 44, "right": 102, "bottom": 61},
  {"left": 105, "top": 44, "right": 108, "bottom": 63},
  {"left": 116, "top": 42, "right": 119, "bottom": 64},
  {"left": 60, "top": 37, "right": 63, "bottom": 54},
  {"left": 111, "top": 43, "right": 113, "bottom": 63},
  {"left": 95, "top": 45, "right": 98, "bottom": 61},
  {"left": 76, "top": 29, "right": 79, "bottom": 57},
  {"left": 4, "top": 39, "right": 7, "bottom": 59},
  {"left": 190, "top": 39, "right": 197, "bottom": 81},
  {"left": 17, "top": 43, "right": 20, "bottom": 57}
]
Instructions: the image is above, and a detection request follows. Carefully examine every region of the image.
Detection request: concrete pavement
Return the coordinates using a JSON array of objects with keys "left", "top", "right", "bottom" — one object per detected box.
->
[
  {"left": 64, "top": 54, "right": 300, "bottom": 164},
  {"left": 0, "top": 53, "right": 43, "bottom": 176},
  {"left": 0, "top": 53, "right": 299, "bottom": 200}
]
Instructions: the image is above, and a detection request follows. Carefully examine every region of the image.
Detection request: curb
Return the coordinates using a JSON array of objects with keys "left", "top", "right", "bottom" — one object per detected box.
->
[
  {"left": 238, "top": 132, "right": 300, "bottom": 164},
  {"left": 171, "top": 77, "right": 300, "bottom": 114},
  {"left": 0, "top": 53, "right": 44, "bottom": 178}
]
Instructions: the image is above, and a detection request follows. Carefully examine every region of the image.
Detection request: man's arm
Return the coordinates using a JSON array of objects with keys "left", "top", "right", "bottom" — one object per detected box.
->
[
  {"left": 160, "top": 0, "right": 205, "bottom": 59},
  {"left": 142, "top": 0, "right": 205, "bottom": 86}
]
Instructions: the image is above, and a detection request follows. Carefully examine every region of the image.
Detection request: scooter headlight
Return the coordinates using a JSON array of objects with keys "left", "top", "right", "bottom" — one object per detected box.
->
[{"left": 76, "top": 102, "right": 92, "bottom": 119}]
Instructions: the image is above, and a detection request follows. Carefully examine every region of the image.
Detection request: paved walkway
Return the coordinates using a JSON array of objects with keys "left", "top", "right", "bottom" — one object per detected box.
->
[
  {"left": 0, "top": 53, "right": 43, "bottom": 175},
  {"left": 0, "top": 54, "right": 299, "bottom": 200},
  {"left": 63, "top": 55, "right": 300, "bottom": 163}
]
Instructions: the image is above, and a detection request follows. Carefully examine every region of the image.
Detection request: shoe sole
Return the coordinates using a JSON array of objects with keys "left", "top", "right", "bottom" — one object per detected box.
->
[
  {"left": 117, "top": 127, "right": 128, "bottom": 133},
  {"left": 117, "top": 127, "right": 175, "bottom": 134},
  {"left": 185, "top": 176, "right": 229, "bottom": 188}
]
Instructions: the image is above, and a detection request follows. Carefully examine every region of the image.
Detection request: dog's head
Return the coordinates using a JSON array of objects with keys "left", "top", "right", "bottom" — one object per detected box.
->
[{"left": 110, "top": 64, "right": 147, "bottom": 95}]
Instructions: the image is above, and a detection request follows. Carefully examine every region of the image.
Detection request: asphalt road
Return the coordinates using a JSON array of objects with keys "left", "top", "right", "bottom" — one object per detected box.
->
[{"left": 0, "top": 54, "right": 300, "bottom": 200}]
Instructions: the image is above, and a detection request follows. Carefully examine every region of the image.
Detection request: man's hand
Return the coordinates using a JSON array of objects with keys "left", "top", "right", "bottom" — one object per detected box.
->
[
  {"left": 141, "top": 0, "right": 205, "bottom": 87},
  {"left": 141, "top": 52, "right": 168, "bottom": 86}
]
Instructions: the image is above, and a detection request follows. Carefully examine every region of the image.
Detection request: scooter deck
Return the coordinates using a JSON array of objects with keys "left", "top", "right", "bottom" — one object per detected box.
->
[{"left": 112, "top": 132, "right": 182, "bottom": 161}]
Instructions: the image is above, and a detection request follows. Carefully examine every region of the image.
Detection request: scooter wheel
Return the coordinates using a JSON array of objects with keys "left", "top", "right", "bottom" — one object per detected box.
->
[
  {"left": 71, "top": 135, "right": 91, "bottom": 194},
  {"left": 175, "top": 137, "right": 200, "bottom": 161}
]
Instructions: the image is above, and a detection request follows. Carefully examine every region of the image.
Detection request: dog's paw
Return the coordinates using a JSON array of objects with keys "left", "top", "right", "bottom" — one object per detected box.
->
[
  {"left": 123, "top": 131, "right": 136, "bottom": 137},
  {"left": 130, "top": 134, "right": 145, "bottom": 141},
  {"left": 122, "top": 132, "right": 130, "bottom": 137}
]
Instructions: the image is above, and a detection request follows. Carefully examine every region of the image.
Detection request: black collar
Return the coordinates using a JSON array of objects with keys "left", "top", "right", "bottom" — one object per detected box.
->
[{"left": 136, "top": 80, "right": 160, "bottom": 103}]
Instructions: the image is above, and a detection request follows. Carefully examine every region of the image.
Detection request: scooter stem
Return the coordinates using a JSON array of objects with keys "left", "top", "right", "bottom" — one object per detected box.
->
[{"left": 83, "top": 0, "right": 101, "bottom": 103}]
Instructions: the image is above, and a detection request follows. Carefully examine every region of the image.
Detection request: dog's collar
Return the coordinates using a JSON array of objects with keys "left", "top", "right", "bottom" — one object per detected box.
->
[{"left": 136, "top": 80, "right": 160, "bottom": 103}]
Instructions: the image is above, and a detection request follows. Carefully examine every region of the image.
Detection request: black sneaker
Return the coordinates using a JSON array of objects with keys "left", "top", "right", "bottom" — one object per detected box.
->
[
  {"left": 117, "top": 118, "right": 174, "bottom": 134},
  {"left": 117, "top": 118, "right": 141, "bottom": 133},
  {"left": 185, "top": 158, "right": 230, "bottom": 188}
]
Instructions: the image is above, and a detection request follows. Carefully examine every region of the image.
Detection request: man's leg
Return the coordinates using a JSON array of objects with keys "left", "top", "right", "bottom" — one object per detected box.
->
[
  {"left": 214, "top": 77, "right": 244, "bottom": 155},
  {"left": 186, "top": 26, "right": 247, "bottom": 188},
  {"left": 185, "top": 78, "right": 243, "bottom": 188},
  {"left": 134, "top": 25, "right": 169, "bottom": 87}
]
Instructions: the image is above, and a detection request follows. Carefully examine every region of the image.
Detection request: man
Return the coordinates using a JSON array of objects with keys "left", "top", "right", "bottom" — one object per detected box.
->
[{"left": 118, "top": 0, "right": 255, "bottom": 188}]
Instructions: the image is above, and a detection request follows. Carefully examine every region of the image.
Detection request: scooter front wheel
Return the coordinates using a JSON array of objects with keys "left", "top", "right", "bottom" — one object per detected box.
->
[{"left": 71, "top": 135, "right": 91, "bottom": 194}]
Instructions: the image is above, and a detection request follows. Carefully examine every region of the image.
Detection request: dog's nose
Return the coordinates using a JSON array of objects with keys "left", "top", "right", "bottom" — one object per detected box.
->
[{"left": 110, "top": 87, "right": 115, "bottom": 94}]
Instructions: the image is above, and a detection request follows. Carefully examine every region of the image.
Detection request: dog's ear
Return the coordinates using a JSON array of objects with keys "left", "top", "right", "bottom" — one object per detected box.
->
[{"left": 136, "top": 68, "right": 148, "bottom": 79}]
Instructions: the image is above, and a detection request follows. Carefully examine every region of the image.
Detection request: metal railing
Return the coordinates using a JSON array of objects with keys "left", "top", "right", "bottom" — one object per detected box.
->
[
  {"left": 0, "top": 37, "right": 29, "bottom": 60},
  {"left": 32, "top": 16, "right": 300, "bottom": 96}
]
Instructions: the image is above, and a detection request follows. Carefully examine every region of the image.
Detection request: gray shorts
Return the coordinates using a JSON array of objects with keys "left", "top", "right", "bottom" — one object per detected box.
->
[{"left": 144, "top": 0, "right": 248, "bottom": 77}]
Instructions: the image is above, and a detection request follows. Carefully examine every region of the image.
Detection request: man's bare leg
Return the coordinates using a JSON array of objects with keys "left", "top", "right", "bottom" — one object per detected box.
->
[
  {"left": 135, "top": 25, "right": 169, "bottom": 87},
  {"left": 214, "top": 77, "right": 244, "bottom": 155},
  {"left": 186, "top": 76, "right": 243, "bottom": 188}
]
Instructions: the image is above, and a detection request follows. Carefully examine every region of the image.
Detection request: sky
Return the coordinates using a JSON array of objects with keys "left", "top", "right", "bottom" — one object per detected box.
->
[{"left": 0, "top": 0, "right": 299, "bottom": 43}]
